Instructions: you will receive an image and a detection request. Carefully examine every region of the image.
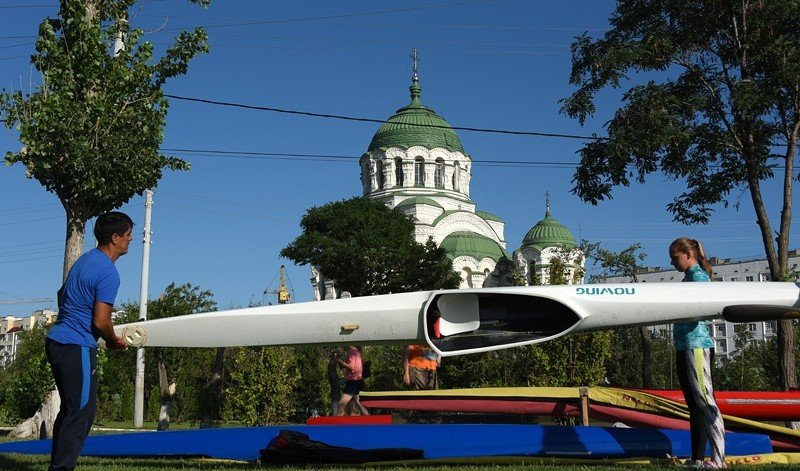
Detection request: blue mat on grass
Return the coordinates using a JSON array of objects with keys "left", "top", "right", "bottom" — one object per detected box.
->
[{"left": 0, "top": 424, "right": 771, "bottom": 461}]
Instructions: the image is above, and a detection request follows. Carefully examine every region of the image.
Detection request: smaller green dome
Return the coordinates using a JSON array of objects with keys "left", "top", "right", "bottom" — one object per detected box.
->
[
  {"left": 521, "top": 210, "right": 576, "bottom": 251},
  {"left": 440, "top": 231, "right": 510, "bottom": 262},
  {"left": 396, "top": 196, "right": 443, "bottom": 209}
]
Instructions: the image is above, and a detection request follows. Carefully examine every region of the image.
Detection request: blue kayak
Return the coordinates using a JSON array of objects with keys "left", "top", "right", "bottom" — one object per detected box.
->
[{"left": 0, "top": 424, "right": 771, "bottom": 461}]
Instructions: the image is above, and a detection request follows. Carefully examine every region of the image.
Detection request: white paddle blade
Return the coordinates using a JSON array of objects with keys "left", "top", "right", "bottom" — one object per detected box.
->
[{"left": 436, "top": 293, "right": 480, "bottom": 336}]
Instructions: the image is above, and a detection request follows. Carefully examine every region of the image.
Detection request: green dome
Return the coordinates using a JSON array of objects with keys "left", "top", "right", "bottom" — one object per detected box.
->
[
  {"left": 440, "top": 231, "right": 510, "bottom": 262},
  {"left": 521, "top": 210, "right": 576, "bottom": 250},
  {"left": 368, "top": 79, "right": 465, "bottom": 154},
  {"left": 396, "top": 196, "right": 443, "bottom": 209}
]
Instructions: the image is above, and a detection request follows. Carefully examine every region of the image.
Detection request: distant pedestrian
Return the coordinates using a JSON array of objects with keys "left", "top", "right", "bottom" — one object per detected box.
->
[
  {"left": 46, "top": 212, "right": 132, "bottom": 471},
  {"left": 669, "top": 237, "right": 725, "bottom": 468},
  {"left": 403, "top": 344, "right": 440, "bottom": 390},
  {"left": 334, "top": 345, "right": 369, "bottom": 416}
]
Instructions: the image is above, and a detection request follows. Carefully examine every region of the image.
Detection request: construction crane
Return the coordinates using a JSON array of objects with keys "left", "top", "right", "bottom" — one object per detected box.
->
[{"left": 263, "top": 265, "right": 293, "bottom": 305}]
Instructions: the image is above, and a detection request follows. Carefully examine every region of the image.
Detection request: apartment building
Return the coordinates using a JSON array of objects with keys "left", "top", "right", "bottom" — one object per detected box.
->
[
  {"left": 0, "top": 309, "right": 57, "bottom": 368},
  {"left": 603, "top": 249, "right": 800, "bottom": 359}
]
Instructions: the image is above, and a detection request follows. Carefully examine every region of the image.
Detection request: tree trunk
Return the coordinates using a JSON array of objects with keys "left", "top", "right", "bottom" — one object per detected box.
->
[
  {"left": 62, "top": 209, "right": 86, "bottom": 282},
  {"left": 156, "top": 362, "right": 176, "bottom": 431},
  {"left": 8, "top": 390, "right": 61, "bottom": 439},
  {"left": 201, "top": 347, "right": 225, "bottom": 428},
  {"left": 13, "top": 209, "right": 87, "bottom": 437},
  {"left": 639, "top": 326, "right": 653, "bottom": 388}
]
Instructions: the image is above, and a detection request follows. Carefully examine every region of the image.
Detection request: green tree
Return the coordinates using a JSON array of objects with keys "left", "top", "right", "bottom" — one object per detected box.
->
[
  {"left": 103, "top": 283, "right": 218, "bottom": 426},
  {"left": 500, "top": 248, "right": 612, "bottom": 388},
  {"left": 716, "top": 324, "right": 771, "bottom": 391},
  {"left": 0, "top": 326, "right": 53, "bottom": 422},
  {"left": 582, "top": 241, "right": 656, "bottom": 388},
  {"left": 281, "top": 197, "right": 461, "bottom": 296},
  {"left": 1, "top": 0, "right": 209, "bottom": 278},
  {"left": 562, "top": 0, "right": 800, "bottom": 390},
  {"left": 222, "top": 346, "right": 299, "bottom": 426}
]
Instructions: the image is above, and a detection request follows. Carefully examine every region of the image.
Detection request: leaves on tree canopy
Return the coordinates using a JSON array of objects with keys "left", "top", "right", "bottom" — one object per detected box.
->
[
  {"left": 1, "top": 0, "right": 209, "bottom": 221},
  {"left": 562, "top": 0, "right": 800, "bottom": 225},
  {"left": 281, "top": 197, "right": 460, "bottom": 296}
]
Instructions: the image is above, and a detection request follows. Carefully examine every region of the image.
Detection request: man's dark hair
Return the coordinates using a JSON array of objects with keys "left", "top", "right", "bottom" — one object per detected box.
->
[{"left": 94, "top": 212, "right": 134, "bottom": 245}]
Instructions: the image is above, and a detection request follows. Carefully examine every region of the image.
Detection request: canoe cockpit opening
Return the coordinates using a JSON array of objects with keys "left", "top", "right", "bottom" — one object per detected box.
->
[{"left": 425, "top": 292, "right": 582, "bottom": 353}]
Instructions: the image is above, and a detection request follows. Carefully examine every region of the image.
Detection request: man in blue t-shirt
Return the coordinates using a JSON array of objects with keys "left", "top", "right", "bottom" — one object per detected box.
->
[{"left": 46, "top": 211, "right": 132, "bottom": 471}]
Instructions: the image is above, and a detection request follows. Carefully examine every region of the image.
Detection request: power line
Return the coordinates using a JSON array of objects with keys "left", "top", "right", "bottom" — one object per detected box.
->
[
  {"left": 161, "top": 0, "right": 497, "bottom": 31},
  {"left": 0, "top": 4, "right": 54, "bottom": 8},
  {"left": 163, "top": 95, "right": 604, "bottom": 141}
]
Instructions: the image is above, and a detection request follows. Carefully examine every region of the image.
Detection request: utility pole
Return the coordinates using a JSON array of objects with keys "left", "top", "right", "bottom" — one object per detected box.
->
[{"left": 134, "top": 190, "right": 153, "bottom": 428}]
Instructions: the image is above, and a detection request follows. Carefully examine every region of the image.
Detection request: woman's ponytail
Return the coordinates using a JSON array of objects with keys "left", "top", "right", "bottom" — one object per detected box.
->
[{"left": 692, "top": 239, "right": 714, "bottom": 280}]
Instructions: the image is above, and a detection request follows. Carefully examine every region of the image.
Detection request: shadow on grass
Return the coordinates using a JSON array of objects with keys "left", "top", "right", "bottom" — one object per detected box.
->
[{"left": 0, "top": 454, "right": 260, "bottom": 470}]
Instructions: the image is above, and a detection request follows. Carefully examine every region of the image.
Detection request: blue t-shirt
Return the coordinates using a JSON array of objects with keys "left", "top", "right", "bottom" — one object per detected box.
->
[
  {"left": 48, "top": 248, "right": 120, "bottom": 348},
  {"left": 673, "top": 264, "right": 715, "bottom": 350}
]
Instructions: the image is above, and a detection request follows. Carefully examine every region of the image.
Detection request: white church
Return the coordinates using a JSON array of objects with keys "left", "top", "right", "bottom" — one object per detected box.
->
[{"left": 312, "top": 61, "right": 583, "bottom": 300}]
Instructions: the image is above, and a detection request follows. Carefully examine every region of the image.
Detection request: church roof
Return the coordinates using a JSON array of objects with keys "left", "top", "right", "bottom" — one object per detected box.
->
[
  {"left": 440, "top": 231, "right": 510, "bottom": 262},
  {"left": 521, "top": 209, "right": 577, "bottom": 251},
  {"left": 368, "top": 78, "right": 465, "bottom": 154},
  {"left": 475, "top": 210, "right": 504, "bottom": 223},
  {"left": 396, "top": 196, "right": 443, "bottom": 209}
]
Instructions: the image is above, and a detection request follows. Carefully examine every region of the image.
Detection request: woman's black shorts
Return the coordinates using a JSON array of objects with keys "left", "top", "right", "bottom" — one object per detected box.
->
[{"left": 343, "top": 379, "right": 364, "bottom": 396}]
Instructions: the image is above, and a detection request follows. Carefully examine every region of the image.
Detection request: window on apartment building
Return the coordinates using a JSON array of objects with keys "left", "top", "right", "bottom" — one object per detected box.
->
[
  {"left": 730, "top": 277, "right": 738, "bottom": 281},
  {"left": 748, "top": 323, "right": 757, "bottom": 332},
  {"left": 714, "top": 324, "right": 725, "bottom": 336},
  {"left": 715, "top": 339, "right": 726, "bottom": 352},
  {"left": 765, "top": 322, "right": 777, "bottom": 334},
  {"left": 759, "top": 273, "right": 771, "bottom": 281},
  {"left": 713, "top": 277, "right": 723, "bottom": 281},
  {"left": 746, "top": 276, "right": 754, "bottom": 281}
]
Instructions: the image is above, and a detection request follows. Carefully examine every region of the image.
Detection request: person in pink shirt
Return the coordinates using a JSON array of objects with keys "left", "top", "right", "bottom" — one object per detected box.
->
[{"left": 333, "top": 345, "right": 369, "bottom": 416}]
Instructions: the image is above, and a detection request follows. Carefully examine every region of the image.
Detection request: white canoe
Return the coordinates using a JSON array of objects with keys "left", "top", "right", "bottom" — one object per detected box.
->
[{"left": 114, "top": 282, "right": 800, "bottom": 356}]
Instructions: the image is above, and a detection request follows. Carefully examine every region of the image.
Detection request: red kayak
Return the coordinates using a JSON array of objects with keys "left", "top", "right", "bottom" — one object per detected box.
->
[{"left": 639, "top": 389, "right": 800, "bottom": 421}]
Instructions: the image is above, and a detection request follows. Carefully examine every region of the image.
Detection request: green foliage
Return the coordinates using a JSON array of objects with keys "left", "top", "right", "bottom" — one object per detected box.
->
[
  {"left": 540, "top": 250, "right": 611, "bottom": 387},
  {"left": 364, "top": 345, "right": 405, "bottom": 392},
  {"left": 0, "top": 326, "right": 54, "bottom": 421},
  {"left": 0, "top": 0, "right": 209, "bottom": 273},
  {"left": 281, "top": 197, "right": 461, "bottom": 296},
  {"left": 582, "top": 241, "right": 647, "bottom": 283},
  {"left": 562, "top": 2, "right": 798, "bottom": 303},
  {"left": 605, "top": 326, "right": 678, "bottom": 389},
  {"left": 222, "top": 347, "right": 299, "bottom": 425},
  {"left": 715, "top": 324, "right": 773, "bottom": 391},
  {"left": 97, "top": 283, "right": 218, "bottom": 424},
  {"left": 288, "top": 346, "right": 329, "bottom": 421}
]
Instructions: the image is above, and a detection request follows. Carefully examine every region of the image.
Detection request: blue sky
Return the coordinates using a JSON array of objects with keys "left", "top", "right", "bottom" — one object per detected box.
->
[{"left": 2, "top": 0, "right": 798, "bottom": 315}]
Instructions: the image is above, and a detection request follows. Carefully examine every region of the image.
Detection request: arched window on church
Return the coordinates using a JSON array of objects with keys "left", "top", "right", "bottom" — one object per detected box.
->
[
  {"left": 395, "top": 157, "right": 404, "bottom": 186},
  {"left": 527, "top": 260, "right": 536, "bottom": 286},
  {"left": 453, "top": 163, "right": 460, "bottom": 191},
  {"left": 434, "top": 158, "right": 445, "bottom": 189},
  {"left": 376, "top": 160, "right": 384, "bottom": 189},
  {"left": 414, "top": 157, "right": 425, "bottom": 186}
]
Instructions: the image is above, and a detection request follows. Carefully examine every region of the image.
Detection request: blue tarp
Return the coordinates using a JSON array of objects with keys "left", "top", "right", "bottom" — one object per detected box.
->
[{"left": 0, "top": 424, "right": 772, "bottom": 461}]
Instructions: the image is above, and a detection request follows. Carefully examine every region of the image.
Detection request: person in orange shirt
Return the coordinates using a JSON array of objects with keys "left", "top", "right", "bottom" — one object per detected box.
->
[{"left": 403, "top": 344, "right": 440, "bottom": 390}]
